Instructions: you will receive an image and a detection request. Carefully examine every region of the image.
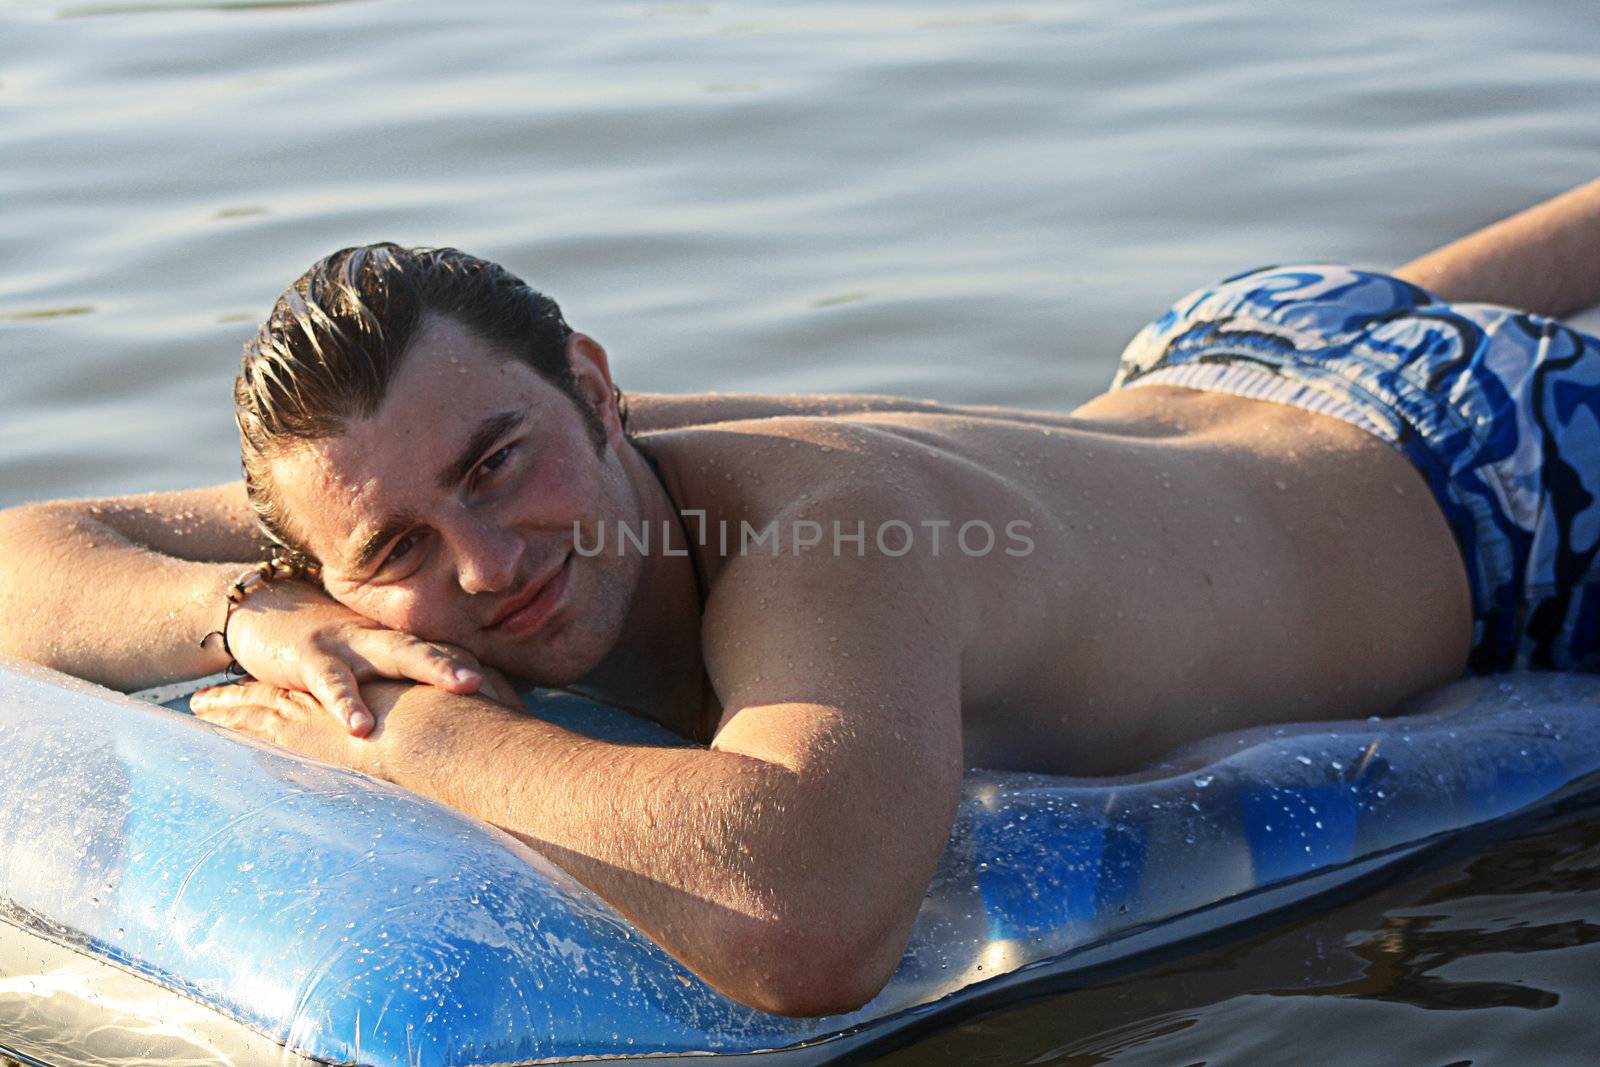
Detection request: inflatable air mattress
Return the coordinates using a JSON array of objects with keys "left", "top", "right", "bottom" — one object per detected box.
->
[{"left": 2, "top": 656, "right": 1598, "bottom": 1065}]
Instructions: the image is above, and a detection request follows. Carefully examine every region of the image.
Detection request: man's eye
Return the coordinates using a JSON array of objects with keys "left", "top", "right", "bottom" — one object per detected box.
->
[
  {"left": 472, "top": 445, "right": 516, "bottom": 489},
  {"left": 481, "top": 446, "right": 512, "bottom": 473},
  {"left": 386, "top": 532, "right": 420, "bottom": 565}
]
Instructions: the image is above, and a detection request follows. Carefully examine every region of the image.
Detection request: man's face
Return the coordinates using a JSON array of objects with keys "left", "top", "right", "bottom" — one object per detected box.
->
[{"left": 266, "top": 314, "right": 645, "bottom": 683}]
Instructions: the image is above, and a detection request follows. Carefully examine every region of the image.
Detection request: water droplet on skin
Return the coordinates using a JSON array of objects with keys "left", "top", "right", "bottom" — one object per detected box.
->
[{"left": 1194, "top": 775, "right": 1214, "bottom": 788}]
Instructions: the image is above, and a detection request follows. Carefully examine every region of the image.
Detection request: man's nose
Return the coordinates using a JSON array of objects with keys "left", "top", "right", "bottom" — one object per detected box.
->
[{"left": 447, "top": 514, "right": 523, "bottom": 596}]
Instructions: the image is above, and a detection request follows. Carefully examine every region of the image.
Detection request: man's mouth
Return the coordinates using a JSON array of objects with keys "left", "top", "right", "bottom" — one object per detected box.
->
[{"left": 485, "top": 550, "right": 574, "bottom": 634}]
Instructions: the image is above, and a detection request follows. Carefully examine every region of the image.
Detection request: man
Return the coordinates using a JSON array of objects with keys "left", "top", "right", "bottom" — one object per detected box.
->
[{"left": 1, "top": 179, "right": 1598, "bottom": 1016}]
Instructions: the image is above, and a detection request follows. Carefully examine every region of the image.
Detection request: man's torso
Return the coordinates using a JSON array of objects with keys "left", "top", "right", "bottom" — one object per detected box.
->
[{"left": 644, "top": 385, "right": 1472, "bottom": 775}]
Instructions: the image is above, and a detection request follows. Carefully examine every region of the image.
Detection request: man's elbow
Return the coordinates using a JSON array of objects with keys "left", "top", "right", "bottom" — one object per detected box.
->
[{"left": 734, "top": 920, "right": 899, "bottom": 1017}]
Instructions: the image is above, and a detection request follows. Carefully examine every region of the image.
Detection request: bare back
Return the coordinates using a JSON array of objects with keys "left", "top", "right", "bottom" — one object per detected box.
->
[{"left": 647, "top": 385, "right": 1472, "bottom": 775}]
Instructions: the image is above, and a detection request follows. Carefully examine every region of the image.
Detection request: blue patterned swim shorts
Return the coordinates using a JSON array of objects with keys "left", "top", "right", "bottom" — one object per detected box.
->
[{"left": 1113, "top": 263, "right": 1600, "bottom": 674}]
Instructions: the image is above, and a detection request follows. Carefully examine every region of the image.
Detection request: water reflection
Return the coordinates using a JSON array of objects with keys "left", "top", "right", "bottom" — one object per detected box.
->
[
  {"left": 1313, "top": 911, "right": 1568, "bottom": 1012},
  {"left": 0, "top": 305, "right": 95, "bottom": 321},
  {"left": 875, "top": 794, "right": 1600, "bottom": 1065}
]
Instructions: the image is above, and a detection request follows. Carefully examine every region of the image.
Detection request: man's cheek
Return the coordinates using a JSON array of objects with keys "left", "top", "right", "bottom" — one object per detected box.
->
[
  {"left": 339, "top": 585, "right": 427, "bottom": 635},
  {"left": 384, "top": 588, "right": 483, "bottom": 651},
  {"left": 379, "top": 591, "right": 433, "bottom": 635}
]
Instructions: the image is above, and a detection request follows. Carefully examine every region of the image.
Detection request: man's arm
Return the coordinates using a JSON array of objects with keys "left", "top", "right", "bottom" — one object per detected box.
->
[
  {"left": 1394, "top": 177, "right": 1600, "bottom": 319},
  {"left": 0, "top": 483, "right": 267, "bottom": 687},
  {"left": 0, "top": 483, "right": 485, "bottom": 725},
  {"left": 194, "top": 536, "right": 966, "bottom": 1015}
]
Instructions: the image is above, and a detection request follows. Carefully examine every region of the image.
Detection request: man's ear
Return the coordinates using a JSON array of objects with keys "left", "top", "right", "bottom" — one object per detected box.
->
[{"left": 566, "top": 333, "right": 626, "bottom": 449}]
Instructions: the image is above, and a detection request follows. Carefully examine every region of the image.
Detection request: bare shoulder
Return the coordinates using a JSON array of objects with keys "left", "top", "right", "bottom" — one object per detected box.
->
[
  {"left": 641, "top": 415, "right": 957, "bottom": 517},
  {"left": 699, "top": 526, "right": 965, "bottom": 762},
  {"left": 650, "top": 418, "right": 964, "bottom": 685}
]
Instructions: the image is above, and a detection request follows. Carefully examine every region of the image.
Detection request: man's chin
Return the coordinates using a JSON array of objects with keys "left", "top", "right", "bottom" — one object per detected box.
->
[
  {"left": 478, "top": 632, "right": 607, "bottom": 691},
  {"left": 497, "top": 662, "right": 589, "bottom": 690}
]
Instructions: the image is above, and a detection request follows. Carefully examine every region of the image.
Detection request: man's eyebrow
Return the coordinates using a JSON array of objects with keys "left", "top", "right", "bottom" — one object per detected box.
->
[{"left": 439, "top": 410, "right": 527, "bottom": 490}]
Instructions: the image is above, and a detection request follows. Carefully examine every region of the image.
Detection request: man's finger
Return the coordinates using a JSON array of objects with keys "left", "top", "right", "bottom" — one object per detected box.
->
[
  {"left": 308, "top": 660, "right": 374, "bottom": 737},
  {"left": 383, "top": 636, "right": 482, "bottom": 693},
  {"left": 192, "top": 698, "right": 253, "bottom": 729},
  {"left": 192, "top": 684, "right": 266, "bottom": 712},
  {"left": 190, "top": 692, "right": 231, "bottom": 719}
]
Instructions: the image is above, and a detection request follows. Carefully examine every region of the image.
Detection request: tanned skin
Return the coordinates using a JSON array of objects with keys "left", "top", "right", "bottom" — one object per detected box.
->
[{"left": 1, "top": 179, "right": 1596, "bottom": 1015}]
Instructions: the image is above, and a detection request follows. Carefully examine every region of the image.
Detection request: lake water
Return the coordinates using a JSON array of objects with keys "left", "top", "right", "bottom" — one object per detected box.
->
[{"left": 3, "top": 0, "right": 1599, "bottom": 1062}]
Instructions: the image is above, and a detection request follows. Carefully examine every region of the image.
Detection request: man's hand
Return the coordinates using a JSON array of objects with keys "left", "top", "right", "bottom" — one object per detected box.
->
[
  {"left": 192, "top": 669, "right": 524, "bottom": 776},
  {"left": 192, "top": 681, "right": 386, "bottom": 775},
  {"left": 225, "top": 579, "right": 493, "bottom": 737}
]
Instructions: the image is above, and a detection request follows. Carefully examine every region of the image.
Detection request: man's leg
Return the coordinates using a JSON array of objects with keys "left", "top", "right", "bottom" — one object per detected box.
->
[{"left": 1393, "top": 177, "right": 1600, "bottom": 319}]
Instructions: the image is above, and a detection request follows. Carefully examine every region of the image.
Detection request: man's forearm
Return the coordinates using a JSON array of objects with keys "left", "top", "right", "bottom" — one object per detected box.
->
[
  {"left": 1395, "top": 177, "right": 1600, "bottom": 319},
  {"left": 0, "top": 500, "right": 251, "bottom": 688},
  {"left": 374, "top": 684, "right": 904, "bottom": 1015}
]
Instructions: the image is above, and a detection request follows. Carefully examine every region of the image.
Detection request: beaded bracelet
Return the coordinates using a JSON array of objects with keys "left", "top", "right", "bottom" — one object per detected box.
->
[{"left": 199, "top": 556, "right": 324, "bottom": 676}]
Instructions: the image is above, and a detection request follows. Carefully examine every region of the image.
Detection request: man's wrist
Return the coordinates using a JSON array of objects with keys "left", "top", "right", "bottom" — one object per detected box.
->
[
  {"left": 189, "top": 562, "right": 258, "bottom": 676},
  {"left": 356, "top": 678, "right": 529, "bottom": 795},
  {"left": 357, "top": 679, "right": 453, "bottom": 783}
]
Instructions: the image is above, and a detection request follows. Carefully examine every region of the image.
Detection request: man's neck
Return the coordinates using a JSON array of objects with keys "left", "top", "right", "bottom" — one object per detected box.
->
[{"left": 571, "top": 439, "right": 712, "bottom": 739}]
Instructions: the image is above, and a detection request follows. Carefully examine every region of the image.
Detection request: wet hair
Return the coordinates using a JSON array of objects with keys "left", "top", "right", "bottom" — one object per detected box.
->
[{"left": 234, "top": 243, "right": 611, "bottom": 559}]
